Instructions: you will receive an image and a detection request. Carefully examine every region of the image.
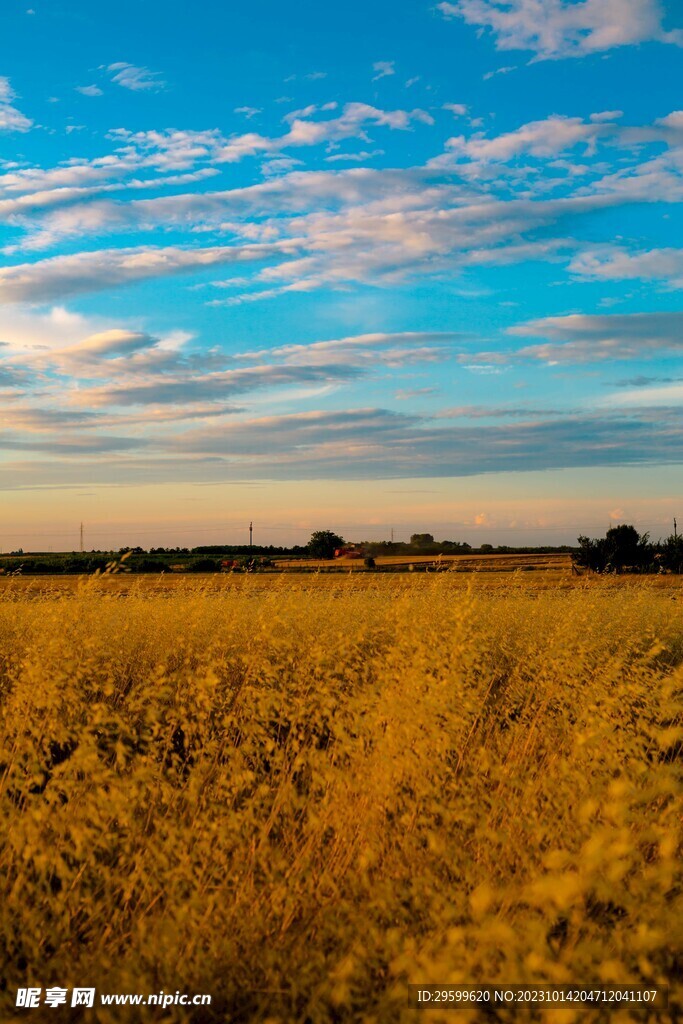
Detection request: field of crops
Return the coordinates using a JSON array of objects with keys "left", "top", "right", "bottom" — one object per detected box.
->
[
  {"left": 1, "top": 574, "right": 681, "bottom": 1022},
  {"left": 275, "top": 552, "right": 574, "bottom": 573}
]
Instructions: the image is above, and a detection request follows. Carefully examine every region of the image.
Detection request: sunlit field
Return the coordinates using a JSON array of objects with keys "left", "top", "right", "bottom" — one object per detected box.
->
[
  {"left": 274, "top": 552, "right": 574, "bottom": 573},
  {"left": 1, "top": 573, "right": 681, "bottom": 1022}
]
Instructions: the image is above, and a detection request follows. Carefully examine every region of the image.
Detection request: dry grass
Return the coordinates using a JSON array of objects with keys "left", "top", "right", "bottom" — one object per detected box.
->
[{"left": 1, "top": 574, "right": 681, "bottom": 1022}]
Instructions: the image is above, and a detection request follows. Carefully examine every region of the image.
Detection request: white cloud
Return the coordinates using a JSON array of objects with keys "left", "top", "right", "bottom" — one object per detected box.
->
[
  {"left": 106, "top": 62, "right": 166, "bottom": 91},
  {"left": 443, "top": 102, "right": 468, "bottom": 116},
  {"left": 0, "top": 304, "right": 109, "bottom": 355},
  {"left": 0, "top": 403, "right": 238, "bottom": 433},
  {"left": 570, "top": 245, "right": 683, "bottom": 288},
  {"left": 0, "top": 241, "right": 298, "bottom": 303},
  {"left": 0, "top": 128, "right": 226, "bottom": 214},
  {"left": 214, "top": 102, "right": 432, "bottom": 163},
  {"left": 0, "top": 323, "right": 465, "bottom": 465},
  {"left": 4, "top": 166, "right": 439, "bottom": 248},
  {"left": 59, "top": 328, "right": 157, "bottom": 358},
  {"left": 324, "top": 149, "right": 384, "bottom": 163},
  {"left": 3, "top": 104, "right": 682, "bottom": 306},
  {"left": 282, "top": 102, "right": 338, "bottom": 124},
  {"left": 0, "top": 77, "right": 32, "bottom": 132},
  {"left": 482, "top": 64, "right": 517, "bottom": 80},
  {"left": 372, "top": 61, "right": 396, "bottom": 81},
  {"left": 239, "top": 330, "right": 464, "bottom": 367},
  {"left": 260, "top": 156, "right": 305, "bottom": 177},
  {"left": 149, "top": 407, "right": 683, "bottom": 478},
  {"left": 73, "top": 364, "right": 364, "bottom": 408},
  {"left": 436, "top": 403, "right": 562, "bottom": 418},
  {"left": 395, "top": 387, "right": 439, "bottom": 399},
  {"left": 590, "top": 110, "right": 623, "bottom": 122},
  {"left": 605, "top": 382, "right": 683, "bottom": 406},
  {"left": 440, "top": 114, "right": 612, "bottom": 164},
  {"left": 234, "top": 106, "right": 262, "bottom": 119},
  {"left": 439, "top": 0, "right": 683, "bottom": 59},
  {"left": 508, "top": 311, "right": 683, "bottom": 362},
  {"left": 190, "top": 188, "right": 607, "bottom": 304},
  {"left": 172, "top": 407, "right": 420, "bottom": 456},
  {"left": 76, "top": 84, "right": 103, "bottom": 97},
  {"left": 3, "top": 306, "right": 683, "bottom": 482}
]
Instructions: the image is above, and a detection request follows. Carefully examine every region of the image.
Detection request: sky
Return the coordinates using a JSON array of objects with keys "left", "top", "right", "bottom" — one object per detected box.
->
[{"left": 1, "top": 0, "right": 682, "bottom": 550}]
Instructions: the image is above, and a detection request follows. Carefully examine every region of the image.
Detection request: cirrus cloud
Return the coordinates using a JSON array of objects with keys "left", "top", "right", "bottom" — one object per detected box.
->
[
  {"left": 106, "top": 62, "right": 166, "bottom": 92},
  {"left": 0, "top": 77, "right": 32, "bottom": 132},
  {"left": 0, "top": 240, "right": 299, "bottom": 303}
]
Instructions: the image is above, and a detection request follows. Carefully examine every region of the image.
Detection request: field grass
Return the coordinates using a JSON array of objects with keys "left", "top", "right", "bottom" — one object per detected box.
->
[{"left": 1, "top": 574, "right": 681, "bottom": 1022}]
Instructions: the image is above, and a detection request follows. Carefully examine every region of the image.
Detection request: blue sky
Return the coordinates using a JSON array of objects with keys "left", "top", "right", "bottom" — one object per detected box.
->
[{"left": 1, "top": 0, "right": 682, "bottom": 548}]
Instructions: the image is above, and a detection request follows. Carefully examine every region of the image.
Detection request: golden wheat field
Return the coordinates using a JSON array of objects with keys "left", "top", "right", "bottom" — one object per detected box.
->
[{"left": 1, "top": 573, "right": 681, "bottom": 1023}]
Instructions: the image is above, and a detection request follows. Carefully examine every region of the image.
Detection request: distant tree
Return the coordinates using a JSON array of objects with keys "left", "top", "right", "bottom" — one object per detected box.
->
[
  {"left": 576, "top": 535, "right": 601, "bottom": 571},
  {"left": 575, "top": 524, "right": 652, "bottom": 573},
  {"left": 479, "top": 543, "right": 494, "bottom": 553},
  {"left": 659, "top": 531, "right": 683, "bottom": 573},
  {"left": 135, "top": 558, "right": 166, "bottom": 574},
  {"left": 188, "top": 558, "right": 220, "bottom": 573},
  {"left": 441, "top": 540, "right": 472, "bottom": 552},
  {"left": 410, "top": 533, "right": 434, "bottom": 547},
  {"left": 605, "top": 524, "right": 651, "bottom": 571},
  {"left": 307, "top": 531, "right": 344, "bottom": 559}
]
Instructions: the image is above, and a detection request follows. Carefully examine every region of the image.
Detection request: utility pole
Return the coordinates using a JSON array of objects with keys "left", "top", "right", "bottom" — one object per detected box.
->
[
  {"left": 249, "top": 521, "right": 253, "bottom": 549},
  {"left": 390, "top": 526, "right": 394, "bottom": 544},
  {"left": 80, "top": 522, "right": 84, "bottom": 553},
  {"left": 675, "top": 517, "right": 678, "bottom": 540}
]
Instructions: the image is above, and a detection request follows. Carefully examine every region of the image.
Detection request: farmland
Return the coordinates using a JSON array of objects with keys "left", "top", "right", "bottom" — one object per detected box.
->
[
  {"left": 274, "top": 551, "right": 573, "bottom": 573},
  {"left": 0, "top": 548, "right": 577, "bottom": 579},
  {"left": 1, "top": 573, "right": 681, "bottom": 1022}
]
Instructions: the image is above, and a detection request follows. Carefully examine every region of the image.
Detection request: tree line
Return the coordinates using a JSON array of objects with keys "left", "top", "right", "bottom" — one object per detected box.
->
[
  {"left": 575, "top": 524, "right": 682, "bottom": 574},
  {"left": 305, "top": 530, "right": 577, "bottom": 559},
  {"left": 3, "top": 525, "right": 679, "bottom": 575}
]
